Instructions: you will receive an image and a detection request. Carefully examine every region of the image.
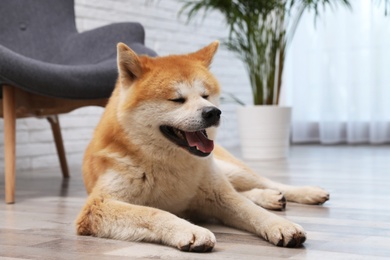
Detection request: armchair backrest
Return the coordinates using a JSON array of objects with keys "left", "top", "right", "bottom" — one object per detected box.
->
[{"left": 0, "top": 0, "right": 77, "bottom": 62}]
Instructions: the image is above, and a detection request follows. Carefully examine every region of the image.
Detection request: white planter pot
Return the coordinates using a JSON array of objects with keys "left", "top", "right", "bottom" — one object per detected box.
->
[{"left": 237, "top": 106, "right": 292, "bottom": 160}]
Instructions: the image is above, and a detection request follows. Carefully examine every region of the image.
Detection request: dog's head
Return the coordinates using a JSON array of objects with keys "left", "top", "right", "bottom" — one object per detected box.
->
[{"left": 116, "top": 42, "right": 221, "bottom": 157}]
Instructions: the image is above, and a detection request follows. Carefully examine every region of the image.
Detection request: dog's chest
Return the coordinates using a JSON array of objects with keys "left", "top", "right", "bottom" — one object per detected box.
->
[
  {"left": 102, "top": 158, "right": 208, "bottom": 215},
  {"left": 145, "top": 163, "right": 206, "bottom": 214}
]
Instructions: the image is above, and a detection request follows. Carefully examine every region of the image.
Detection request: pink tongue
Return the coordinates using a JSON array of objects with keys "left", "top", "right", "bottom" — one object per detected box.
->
[{"left": 185, "top": 131, "right": 214, "bottom": 153}]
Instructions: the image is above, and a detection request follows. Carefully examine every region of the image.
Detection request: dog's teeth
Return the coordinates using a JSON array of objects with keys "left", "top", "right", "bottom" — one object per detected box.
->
[
  {"left": 177, "top": 131, "right": 183, "bottom": 139},
  {"left": 173, "top": 128, "right": 184, "bottom": 140}
]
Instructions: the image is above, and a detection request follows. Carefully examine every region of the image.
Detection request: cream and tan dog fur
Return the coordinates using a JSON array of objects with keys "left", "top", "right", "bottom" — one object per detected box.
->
[{"left": 76, "top": 41, "right": 329, "bottom": 252}]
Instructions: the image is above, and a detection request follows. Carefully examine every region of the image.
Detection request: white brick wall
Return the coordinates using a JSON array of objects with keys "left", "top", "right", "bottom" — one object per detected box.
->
[{"left": 0, "top": 0, "right": 250, "bottom": 171}]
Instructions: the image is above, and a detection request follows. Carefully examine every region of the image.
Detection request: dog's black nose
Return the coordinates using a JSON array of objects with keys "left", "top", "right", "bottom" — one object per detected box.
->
[{"left": 202, "top": 106, "right": 221, "bottom": 125}]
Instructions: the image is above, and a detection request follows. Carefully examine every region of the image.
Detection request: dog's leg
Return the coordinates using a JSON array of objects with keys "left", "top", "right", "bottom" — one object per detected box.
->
[
  {"left": 218, "top": 159, "right": 329, "bottom": 205},
  {"left": 214, "top": 146, "right": 329, "bottom": 205},
  {"left": 76, "top": 193, "right": 216, "bottom": 252},
  {"left": 195, "top": 178, "right": 306, "bottom": 247},
  {"left": 216, "top": 158, "right": 289, "bottom": 209}
]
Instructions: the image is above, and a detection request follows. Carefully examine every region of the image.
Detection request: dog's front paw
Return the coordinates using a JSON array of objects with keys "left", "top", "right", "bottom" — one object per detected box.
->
[
  {"left": 171, "top": 224, "right": 216, "bottom": 252},
  {"left": 263, "top": 218, "right": 306, "bottom": 248},
  {"left": 242, "top": 188, "right": 286, "bottom": 210},
  {"left": 285, "top": 186, "right": 330, "bottom": 205}
]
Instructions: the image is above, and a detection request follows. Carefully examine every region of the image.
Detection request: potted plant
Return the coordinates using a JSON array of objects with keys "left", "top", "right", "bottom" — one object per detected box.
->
[{"left": 181, "top": 0, "right": 351, "bottom": 159}]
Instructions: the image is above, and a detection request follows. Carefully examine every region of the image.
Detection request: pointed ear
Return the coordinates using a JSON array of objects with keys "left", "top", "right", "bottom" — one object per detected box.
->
[
  {"left": 117, "top": 43, "right": 142, "bottom": 86},
  {"left": 189, "top": 41, "right": 219, "bottom": 68}
]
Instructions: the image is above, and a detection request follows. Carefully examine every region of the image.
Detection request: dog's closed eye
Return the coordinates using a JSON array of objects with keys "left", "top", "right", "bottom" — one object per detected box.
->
[{"left": 169, "top": 97, "right": 186, "bottom": 103}]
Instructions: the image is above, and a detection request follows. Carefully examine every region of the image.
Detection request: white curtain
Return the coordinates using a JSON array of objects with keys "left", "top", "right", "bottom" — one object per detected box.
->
[{"left": 284, "top": 0, "right": 390, "bottom": 144}]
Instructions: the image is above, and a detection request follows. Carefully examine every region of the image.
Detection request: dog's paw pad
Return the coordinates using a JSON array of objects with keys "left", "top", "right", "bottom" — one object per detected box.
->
[
  {"left": 284, "top": 234, "right": 306, "bottom": 248},
  {"left": 179, "top": 244, "right": 191, "bottom": 251},
  {"left": 179, "top": 243, "right": 214, "bottom": 252},
  {"left": 192, "top": 244, "right": 213, "bottom": 252}
]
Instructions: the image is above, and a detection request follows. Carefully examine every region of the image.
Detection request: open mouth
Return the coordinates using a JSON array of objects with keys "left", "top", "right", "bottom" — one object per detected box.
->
[{"left": 160, "top": 126, "right": 214, "bottom": 157}]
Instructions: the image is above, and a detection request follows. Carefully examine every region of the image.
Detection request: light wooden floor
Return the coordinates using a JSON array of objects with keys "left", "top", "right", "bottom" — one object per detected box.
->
[{"left": 1, "top": 145, "right": 390, "bottom": 259}]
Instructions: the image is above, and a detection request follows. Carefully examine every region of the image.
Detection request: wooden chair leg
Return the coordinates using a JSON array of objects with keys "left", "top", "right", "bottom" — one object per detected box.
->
[
  {"left": 47, "top": 115, "right": 69, "bottom": 178},
  {"left": 3, "top": 85, "right": 16, "bottom": 204}
]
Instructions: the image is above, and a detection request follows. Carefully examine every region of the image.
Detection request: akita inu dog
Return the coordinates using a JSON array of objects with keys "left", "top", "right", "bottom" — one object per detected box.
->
[{"left": 76, "top": 41, "right": 329, "bottom": 252}]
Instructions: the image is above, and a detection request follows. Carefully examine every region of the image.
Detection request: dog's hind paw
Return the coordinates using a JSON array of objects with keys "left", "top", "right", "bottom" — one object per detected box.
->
[
  {"left": 241, "top": 188, "right": 286, "bottom": 211},
  {"left": 285, "top": 186, "right": 330, "bottom": 205}
]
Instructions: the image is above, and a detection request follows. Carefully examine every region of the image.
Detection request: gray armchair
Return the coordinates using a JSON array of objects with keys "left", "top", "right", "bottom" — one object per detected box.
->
[{"left": 0, "top": 0, "right": 157, "bottom": 203}]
